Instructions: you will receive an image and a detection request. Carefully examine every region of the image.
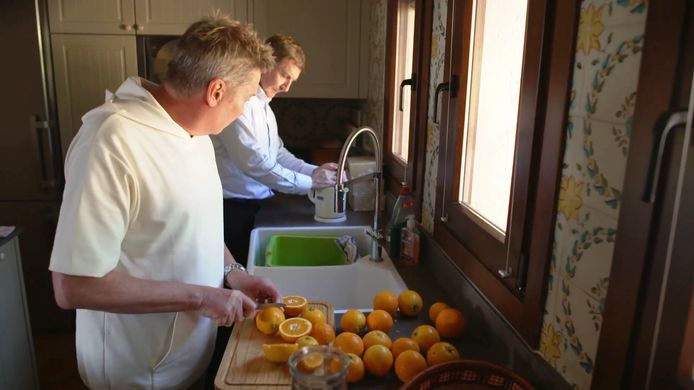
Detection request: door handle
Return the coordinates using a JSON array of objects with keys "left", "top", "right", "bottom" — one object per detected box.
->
[
  {"left": 399, "top": 75, "right": 417, "bottom": 111},
  {"left": 29, "top": 115, "right": 57, "bottom": 192},
  {"left": 642, "top": 111, "right": 688, "bottom": 203},
  {"left": 433, "top": 75, "right": 458, "bottom": 124}
]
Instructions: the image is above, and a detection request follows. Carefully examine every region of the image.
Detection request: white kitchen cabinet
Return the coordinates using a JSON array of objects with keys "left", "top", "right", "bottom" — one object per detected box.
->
[
  {"left": 51, "top": 34, "right": 138, "bottom": 154},
  {"left": 48, "top": 0, "right": 249, "bottom": 35},
  {"left": 248, "top": 0, "right": 369, "bottom": 98},
  {"left": 0, "top": 236, "right": 39, "bottom": 390}
]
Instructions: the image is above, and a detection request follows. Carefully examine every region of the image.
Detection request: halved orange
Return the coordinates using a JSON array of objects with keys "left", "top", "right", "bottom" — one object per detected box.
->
[
  {"left": 282, "top": 295, "right": 308, "bottom": 317},
  {"left": 297, "top": 351, "right": 324, "bottom": 373},
  {"left": 262, "top": 343, "right": 299, "bottom": 363},
  {"left": 279, "top": 317, "right": 313, "bottom": 342}
]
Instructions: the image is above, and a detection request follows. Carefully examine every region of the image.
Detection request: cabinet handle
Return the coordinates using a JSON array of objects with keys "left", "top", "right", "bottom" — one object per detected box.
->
[
  {"left": 433, "top": 75, "right": 458, "bottom": 124},
  {"left": 134, "top": 24, "right": 144, "bottom": 31},
  {"left": 399, "top": 75, "right": 416, "bottom": 112},
  {"left": 120, "top": 23, "right": 133, "bottom": 31}
]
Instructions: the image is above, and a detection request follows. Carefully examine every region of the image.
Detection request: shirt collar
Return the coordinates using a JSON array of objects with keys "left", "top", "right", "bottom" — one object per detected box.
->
[{"left": 256, "top": 85, "right": 272, "bottom": 104}]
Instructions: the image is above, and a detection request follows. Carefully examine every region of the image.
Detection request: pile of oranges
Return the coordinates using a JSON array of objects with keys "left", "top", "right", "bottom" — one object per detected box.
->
[{"left": 256, "top": 290, "right": 467, "bottom": 385}]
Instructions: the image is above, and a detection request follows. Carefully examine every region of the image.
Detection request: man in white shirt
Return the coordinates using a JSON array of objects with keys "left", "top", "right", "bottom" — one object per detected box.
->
[
  {"left": 211, "top": 34, "right": 339, "bottom": 265},
  {"left": 49, "top": 17, "right": 280, "bottom": 389}
]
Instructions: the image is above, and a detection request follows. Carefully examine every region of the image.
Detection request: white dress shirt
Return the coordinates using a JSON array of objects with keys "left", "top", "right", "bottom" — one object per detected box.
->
[{"left": 211, "top": 86, "right": 317, "bottom": 199}]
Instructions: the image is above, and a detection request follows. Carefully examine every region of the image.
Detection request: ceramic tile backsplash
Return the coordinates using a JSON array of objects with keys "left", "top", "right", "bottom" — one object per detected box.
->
[
  {"left": 539, "top": 1, "right": 647, "bottom": 389},
  {"left": 362, "top": 0, "right": 387, "bottom": 138}
]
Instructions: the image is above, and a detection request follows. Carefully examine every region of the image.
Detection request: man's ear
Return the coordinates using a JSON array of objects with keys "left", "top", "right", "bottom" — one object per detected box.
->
[{"left": 206, "top": 79, "right": 225, "bottom": 107}]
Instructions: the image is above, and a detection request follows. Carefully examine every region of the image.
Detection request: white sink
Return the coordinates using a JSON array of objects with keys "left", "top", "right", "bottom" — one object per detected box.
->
[{"left": 247, "top": 226, "right": 408, "bottom": 311}]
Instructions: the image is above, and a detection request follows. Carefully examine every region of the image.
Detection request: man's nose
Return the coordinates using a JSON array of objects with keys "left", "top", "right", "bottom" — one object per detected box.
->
[{"left": 281, "top": 80, "right": 292, "bottom": 92}]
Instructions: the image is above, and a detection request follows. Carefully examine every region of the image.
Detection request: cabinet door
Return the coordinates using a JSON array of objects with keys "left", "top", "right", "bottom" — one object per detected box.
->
[
  {"left": 0, "top": 238, "right": 39, "bottom": 390},
  {"left": 249, "top": 0, "right": 367, "bottom": 98},
  {"left": 134, "top": 0, "right": 249, "bottom": 35},
  {"left": 47, "top": 0, "right": 136, "bottom": 34},
  {"left": 51, "top": 34, "right": 138, "bottom": 156}
]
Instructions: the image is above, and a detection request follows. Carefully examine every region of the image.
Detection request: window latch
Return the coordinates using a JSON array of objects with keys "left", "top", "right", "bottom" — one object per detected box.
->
[
  {"left": 433, "top": 75, "right": 459, "bottom": 124},
  {"left": 399, "top": 75, "right": 417, "bottom": 111}
]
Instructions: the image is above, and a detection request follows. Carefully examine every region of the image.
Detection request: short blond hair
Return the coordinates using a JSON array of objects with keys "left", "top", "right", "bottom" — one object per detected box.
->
[
  {"left": 166, "top": 16, "right": 274, "bottom": 96},
  {"left": 266, "top": 34, "right": 306, "bottom": 70}
]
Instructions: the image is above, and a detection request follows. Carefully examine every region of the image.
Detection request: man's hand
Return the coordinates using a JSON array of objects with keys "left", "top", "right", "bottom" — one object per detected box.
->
[
  {"left": 311, "top": 162, "right": 341, "bottom": 189},
  {"left": 198, "top": 287, "right": 257, "bottom": 327},
  {"left": 226, "top": 271, "right": 282, "bottom": 304}
]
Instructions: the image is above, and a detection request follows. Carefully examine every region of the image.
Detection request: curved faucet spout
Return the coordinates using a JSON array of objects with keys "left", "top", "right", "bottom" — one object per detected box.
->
[{"left": 335, "top": 126, "right": 383, "bottom": 261}]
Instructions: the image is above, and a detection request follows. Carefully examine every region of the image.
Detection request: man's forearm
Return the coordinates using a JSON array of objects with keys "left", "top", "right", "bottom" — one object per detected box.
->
[{"left": 52, "top": 270, "right": 204, "bottom": 314}]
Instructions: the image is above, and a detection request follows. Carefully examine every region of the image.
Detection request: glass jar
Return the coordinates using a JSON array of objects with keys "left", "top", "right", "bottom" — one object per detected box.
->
[{"left": 288, "top": 345, "right": 350, "bottom": 390}]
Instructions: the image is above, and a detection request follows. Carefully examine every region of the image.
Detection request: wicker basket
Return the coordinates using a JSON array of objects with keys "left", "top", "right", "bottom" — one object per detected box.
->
[{"left": 400, "top": 360, "right": 535, "bottom": 390}]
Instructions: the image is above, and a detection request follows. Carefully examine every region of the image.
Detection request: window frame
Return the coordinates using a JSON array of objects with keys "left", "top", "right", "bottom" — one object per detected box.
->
[
  {"left": 383, "top": 0, "right": 433, "bottom": 211},
  {"left": 433, "top": 0, "right": 580, "bottom": 344}
]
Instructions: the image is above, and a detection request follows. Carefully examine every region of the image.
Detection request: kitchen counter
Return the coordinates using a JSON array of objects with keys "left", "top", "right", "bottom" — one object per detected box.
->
[{"left": 223, "top": 193, "right": 570, "bottom": 389}]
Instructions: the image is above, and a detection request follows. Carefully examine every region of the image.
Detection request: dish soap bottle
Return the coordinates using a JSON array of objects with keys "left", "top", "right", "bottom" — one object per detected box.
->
[
  {"left": 388, "top": 183, "right": 415, "bottom": 260},
  {"left": 400, "top": 215, "right": 420, "bottom": 266}
]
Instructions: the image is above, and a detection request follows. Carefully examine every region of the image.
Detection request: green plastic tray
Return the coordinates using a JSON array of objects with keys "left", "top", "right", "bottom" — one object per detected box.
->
[{"left": 265, "top": 235, "right": 347, "bottom": 266}]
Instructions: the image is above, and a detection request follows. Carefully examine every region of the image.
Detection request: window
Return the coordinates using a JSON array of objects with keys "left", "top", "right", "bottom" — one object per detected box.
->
[
  {"left": 434, "top": 0, "right": 579, "bottom": 343},
  {"left": 384, "top": 0, "right": 432, "bottom": 201}
]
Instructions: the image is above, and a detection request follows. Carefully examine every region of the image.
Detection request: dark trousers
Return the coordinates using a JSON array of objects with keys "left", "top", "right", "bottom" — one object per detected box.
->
[{"left": 222, "top": 197, "right": 263, "bottom": 267}]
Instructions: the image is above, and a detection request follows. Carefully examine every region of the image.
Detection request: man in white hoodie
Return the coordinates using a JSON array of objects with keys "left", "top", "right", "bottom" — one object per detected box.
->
[{"left": 49, "top": 16, "right": 279, "bottom": 389}]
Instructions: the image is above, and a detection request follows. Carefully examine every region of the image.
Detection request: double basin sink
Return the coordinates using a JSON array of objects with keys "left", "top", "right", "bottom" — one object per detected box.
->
[{"left": 246, "top": 226, "right": 408, "bottom": 311}]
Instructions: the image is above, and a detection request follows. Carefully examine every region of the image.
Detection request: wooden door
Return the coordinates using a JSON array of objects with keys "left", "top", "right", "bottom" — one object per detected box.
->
[
  {"left": 593, "top": 0, "right": 694, "bottom": 388},
  {"left": 47, "top": 0, "right": 135, "bottom": 34}
]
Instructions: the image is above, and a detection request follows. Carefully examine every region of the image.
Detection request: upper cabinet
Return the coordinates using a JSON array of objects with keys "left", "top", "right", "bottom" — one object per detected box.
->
[
  {"left": 248, "top": 0, "right": 369, "bottom": 98},
  {"left": 47, "top": 0, "right": 249, "bottom": 35}
]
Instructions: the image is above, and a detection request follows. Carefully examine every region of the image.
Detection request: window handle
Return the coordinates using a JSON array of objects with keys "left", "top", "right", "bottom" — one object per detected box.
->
[
  {"left": 433, "top": 75, "right": 458, "bottom": 124},
  {"left": 642, "top": 111, "right": 688, "bottom": 203},
  {"left": 399, "top": 75, "right": 417, "bottom": 111}
]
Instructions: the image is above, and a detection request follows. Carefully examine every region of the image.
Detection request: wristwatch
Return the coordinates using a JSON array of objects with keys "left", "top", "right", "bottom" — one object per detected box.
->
[{"left": 224, "top": 263, "right": 247, "bottom": 278}]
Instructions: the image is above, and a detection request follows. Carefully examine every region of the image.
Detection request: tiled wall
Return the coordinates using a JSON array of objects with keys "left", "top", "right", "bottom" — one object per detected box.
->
[{"left": 539, "top": 1, "right": 647, "bottom": 389}]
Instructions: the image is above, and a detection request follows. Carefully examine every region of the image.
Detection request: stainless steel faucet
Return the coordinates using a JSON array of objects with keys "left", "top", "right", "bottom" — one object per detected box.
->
[{"left": 334, "top": 126, "right": 383, "bottom": 262}]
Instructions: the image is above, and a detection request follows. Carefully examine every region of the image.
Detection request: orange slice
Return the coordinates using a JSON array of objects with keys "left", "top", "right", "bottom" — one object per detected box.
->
[
  {"left": 282, "top": 295, "right": 308, "bottom": 317},
  {"left": 279, "top": 317, "right": 313, "bottom": 342},
  {"left": 262, "top": 343, "right": 299, "bottom": 363},
  {"left": 297, "top": 351, "right": 324, "bottom": 373}
]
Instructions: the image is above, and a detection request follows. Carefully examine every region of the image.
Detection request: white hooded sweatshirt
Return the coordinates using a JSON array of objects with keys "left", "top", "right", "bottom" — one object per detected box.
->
[{"left": 50, "top": 77, "right": 223, "bottom": 389}]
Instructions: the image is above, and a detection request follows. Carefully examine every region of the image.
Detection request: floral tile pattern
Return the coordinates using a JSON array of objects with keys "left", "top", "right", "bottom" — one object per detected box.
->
[
  {"left": 539, "top": 1, "right": 647, "bottom": 389},
  {"left": 363, "top": 0, "right": 387, "bottom": 138}
]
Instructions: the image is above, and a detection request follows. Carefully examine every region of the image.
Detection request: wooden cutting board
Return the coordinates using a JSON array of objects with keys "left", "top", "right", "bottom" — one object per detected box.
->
[{"left": 214, "top": 301, "right": 334, "bottom": 389}]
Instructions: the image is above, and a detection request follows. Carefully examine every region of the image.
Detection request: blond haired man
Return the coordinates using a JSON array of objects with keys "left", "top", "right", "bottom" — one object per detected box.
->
[
  {"left": 212, "top": 35, "right": 340, "bottom": 265},
  {"left": 49, "top": 17, "right": 279, "bottom": 389}
]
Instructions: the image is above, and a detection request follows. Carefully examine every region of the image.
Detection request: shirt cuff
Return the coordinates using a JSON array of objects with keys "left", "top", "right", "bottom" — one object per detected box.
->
[
  {"left": 297, "top": 173, "right": 313, "bottom": 194},
  {"left": 298, "top": 164, "right": 318, "bottom": 177}
]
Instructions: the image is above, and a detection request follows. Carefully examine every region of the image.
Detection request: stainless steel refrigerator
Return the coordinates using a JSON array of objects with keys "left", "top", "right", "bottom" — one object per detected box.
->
[{"left": 0, "top": 0, "right": 73, "bottom": 332}]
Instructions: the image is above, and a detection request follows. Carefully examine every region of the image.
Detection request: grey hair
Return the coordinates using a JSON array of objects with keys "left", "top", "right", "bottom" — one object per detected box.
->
[{"left": 165, "top": 15, "right": 274, "bottom": 96}]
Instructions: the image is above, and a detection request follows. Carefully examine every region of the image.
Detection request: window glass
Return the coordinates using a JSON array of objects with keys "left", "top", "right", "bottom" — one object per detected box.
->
[
  {"left": 391, "top": 1, "right": 416, "bottom": 162},
  {"left": 458, "top": 0, "right": 528, "bottom": 233}
]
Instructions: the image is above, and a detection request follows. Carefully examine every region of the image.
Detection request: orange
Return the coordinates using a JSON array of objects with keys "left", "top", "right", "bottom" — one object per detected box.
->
[
  {"left": 296, "top": 335, "right": 319, "bottom": 347},
  {"left": 340, "top": 310, "right": 367, "bottom": 334},
  {"left": 297, "top": 351, "right": 324, "bottom": 373},
  {"left": 333, "top": 331, "right": 364, "bottom": 356},
  {"left": 262, "top": 343, "right": 299, "bottom": 363},
  {"left": 282, "top": 295, "right": 308, "bottom": 317},
  {"left": 411, "top": 324, "right": 440, "bottom": 353},
  {"left": 310, "top": 322, "right": 336, "bottom": 345},
  {"left": 345, "top": 353, "right": 365, "bottom": 383},
  {"left": 300, "top": 307, "right": 327, "bottom": 326},
  {"left": 362, "top": 330, "right": 392, "bottom": 350},
  {"left": 426, "top": 341, "right": 460, "bottom": 366},
  {"left": 373, "top": 291, "right": 399, "bottom": 316},
  {"left": 391, "top": 337, "right": 420, "bottom": 359},
  {"left": 255, "top": 307, "right": 286, "bottom": 335},
  {"left": 394, "top": 350, "right": 428, "bottom": 382},
  {"left": 398, "top": 290, "right": 423, "bottom": 317},
  {"left": 366, "top": 309, "right": 394, "bottom": 332},
  {"left": 435, "top": 308, "right": 466, "bottom": 339},
  {"left": 428, "top": 302, "right": 450, "bottom": 323},
  {"left": 278, "top": 317, "right": 312, "bottom": 342},
  {"left": 362, "top": 344, "right": 393, "bottom": 377}
]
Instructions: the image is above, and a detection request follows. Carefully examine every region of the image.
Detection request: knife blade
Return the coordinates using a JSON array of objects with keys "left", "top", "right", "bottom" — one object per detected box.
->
[{"left": 257, "top": 302, "right": 286, "bottom": 309}]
